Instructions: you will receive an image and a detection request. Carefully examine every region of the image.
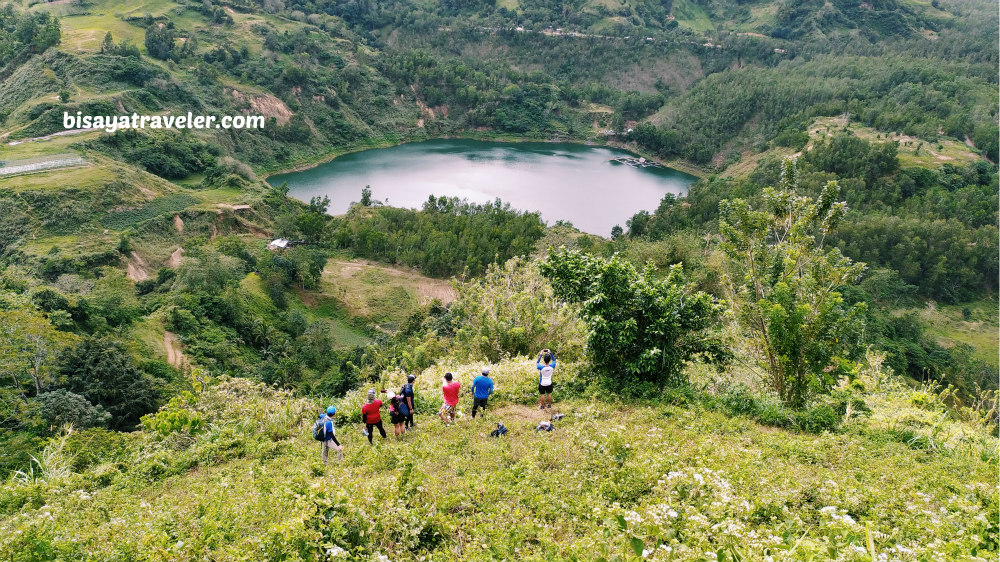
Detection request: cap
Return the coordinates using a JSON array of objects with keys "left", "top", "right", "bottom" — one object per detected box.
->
[
  {"left": 482, "top": 368, "right": 490, "bottom": 375},
  {"left": 326, "top": 406, "right": 336, "bottom": 415},
  {"left": 367, "top": 388, "right": 376, "bottom": 402},
  {"left": 407, "top": 374, "right": 415, "bottom": 382}
]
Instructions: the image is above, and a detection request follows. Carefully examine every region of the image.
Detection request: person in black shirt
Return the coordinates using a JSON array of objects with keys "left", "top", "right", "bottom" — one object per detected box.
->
[{"left": 400, "top": 374, "right": 416, "bottom": 429}]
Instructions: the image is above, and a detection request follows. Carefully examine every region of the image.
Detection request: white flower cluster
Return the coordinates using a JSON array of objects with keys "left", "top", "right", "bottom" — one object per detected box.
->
[{"left": 819, "top": 505, "right": 859, "bottom": 528}]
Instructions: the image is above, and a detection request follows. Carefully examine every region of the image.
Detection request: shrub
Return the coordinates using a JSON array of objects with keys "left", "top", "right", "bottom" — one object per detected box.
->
[
  {"left": 58, "top": 337, "right": 162, "bottom": 430},
  {"left": 719, "top": 158, "right": 867, "bottom": 407},
  {"left": 541, "top": 247, "right": 726, "bottom": 389},
  {"left": 451, "top": 257, "right": 586, "bottom": 363},
  {"left": 35, "top": 390, "right": 111, "bottom": 430}
]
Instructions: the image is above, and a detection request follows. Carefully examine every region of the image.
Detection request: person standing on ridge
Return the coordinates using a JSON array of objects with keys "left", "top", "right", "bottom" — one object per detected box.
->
[
  {"left": 439, "top": 372, "right": 461, "bottom": 425},
  {"left": 400, "top": 374, "right": 416, "bottom": 429},
  {"left": 361, "top": 389, "right": 387, "bottom": 444},
  {"left": 470, "top": 368, "right": 494, "bottom": 419},
  {"left": 315, "top": 406, "right": 343, "bottom": 463},
  {"left": 537, "top": 348, "right": 556, "bottom": 409}
]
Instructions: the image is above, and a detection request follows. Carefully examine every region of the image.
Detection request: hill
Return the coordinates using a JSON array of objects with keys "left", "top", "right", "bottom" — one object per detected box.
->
[
  {"left": 1, "top": 359, "right": 996, "bottom": 561},
  {"left": 0, "top": 0, "right": 997, "bottom": 558}
]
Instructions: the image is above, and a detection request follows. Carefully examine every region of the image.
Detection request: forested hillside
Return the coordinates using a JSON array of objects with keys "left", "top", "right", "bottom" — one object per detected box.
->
[{"left": 0, "top": 0, "right": 997, "bottom": 558}]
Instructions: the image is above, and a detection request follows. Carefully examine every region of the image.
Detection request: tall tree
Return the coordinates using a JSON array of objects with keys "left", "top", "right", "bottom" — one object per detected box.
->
[
  {"left": 59, "top": 338, "right": 161, "bottom": 430},
  {"left": 718, "top": 158, "right": 867, "bottom": 407}
]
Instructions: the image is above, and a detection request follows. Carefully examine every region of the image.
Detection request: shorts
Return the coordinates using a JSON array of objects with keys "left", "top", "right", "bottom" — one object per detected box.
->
[
  {"left": 439, "top": 403, "right": 456, "bottom": 414},
  {"left": 538, "top": 384, "right": 553, "bottom": 395},
  {"left": 390, "top": 412, "right": 404, "bottom": 424}
]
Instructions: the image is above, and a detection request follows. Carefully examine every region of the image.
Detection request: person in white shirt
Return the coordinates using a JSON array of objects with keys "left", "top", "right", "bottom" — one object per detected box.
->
[{"left": 536, "top": 348, "right": 556, "bottom": 409}]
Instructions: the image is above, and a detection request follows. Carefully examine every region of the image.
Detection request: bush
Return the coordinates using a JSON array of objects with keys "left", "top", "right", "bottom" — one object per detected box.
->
[
  {"left": 35, "top": 390, "right": 111, "bottom": 430},
  {"left": 58, "top": 337, "right": 162, "bottom": 430},
  {"left": 62, "top": 428, "right": 131, "bottom": 472},
  {"left": 451, "top": 257, "right": 586, "bottom": 363},
  {"left": 541, "top": 248, "right": 726, "bottom": 388}
]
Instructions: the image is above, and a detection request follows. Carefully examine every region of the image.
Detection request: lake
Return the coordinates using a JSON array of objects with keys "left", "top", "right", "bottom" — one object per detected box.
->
[{"left": 268, "top": 139, "right": 696, "bottom": 236}]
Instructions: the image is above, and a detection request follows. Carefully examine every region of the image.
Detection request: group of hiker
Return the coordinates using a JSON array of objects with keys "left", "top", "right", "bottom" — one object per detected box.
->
[{"left": 312, "top": 349, "right": 558, "bottom": 463}]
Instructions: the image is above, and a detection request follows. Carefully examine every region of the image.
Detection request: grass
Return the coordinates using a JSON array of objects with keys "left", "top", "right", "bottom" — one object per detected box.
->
[
  {"left": 2, "top": 131, "right": 102, "bottom": 159},
  {"left": 20, "top": 230, "right": 119, "bottom": 258},
  {"left": 0, "top": 361, "right": 995, "bottom": 561},
  {"left": 808, "top": 116, "right": 983, "bottom": 168},
  {"left": 0, "top": 162, "right": 111, "bottom": 192},
  {"left": 99, "top": 193, "right": 200, "bottom": 230},
  {"left": 895, "top": 298, "right": 1000, "bottom": 367},
  {"left": 306, "top": 258, "right": 457, "bottom": 331},
  {"left": 671, "top": 0, "right": 714, "bottom": 33}
]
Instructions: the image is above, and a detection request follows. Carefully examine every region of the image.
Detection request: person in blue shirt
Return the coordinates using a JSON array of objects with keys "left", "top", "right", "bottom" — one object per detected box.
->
[
  {"left": 470, "top": 368, "right": 495, "bottom": 419},
  {"left": 318, "top": 406, "right": 343, "bottom": 463}
]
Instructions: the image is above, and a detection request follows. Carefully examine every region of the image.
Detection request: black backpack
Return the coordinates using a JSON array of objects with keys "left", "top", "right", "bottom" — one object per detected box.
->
[{"left": 489, "top": 423, "right": 508, "bottom": 438}]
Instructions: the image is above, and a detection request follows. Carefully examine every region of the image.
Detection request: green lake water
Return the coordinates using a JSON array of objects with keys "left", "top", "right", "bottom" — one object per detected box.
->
[{"left": 268, "top": 139, "right": 696, "bottom": 236}]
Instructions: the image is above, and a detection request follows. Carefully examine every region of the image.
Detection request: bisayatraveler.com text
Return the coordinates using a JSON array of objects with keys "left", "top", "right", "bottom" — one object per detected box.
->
[{"left": 63, "top": 111, "right": 266, "bottom": 133}]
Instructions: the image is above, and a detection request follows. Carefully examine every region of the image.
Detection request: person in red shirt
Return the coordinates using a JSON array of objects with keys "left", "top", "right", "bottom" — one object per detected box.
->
[
  {"left": 439, "top": 372, "right": 461, "bottom": 426},
  {"left": 360, "top": 388, "right": 387, "bottom": 444}
]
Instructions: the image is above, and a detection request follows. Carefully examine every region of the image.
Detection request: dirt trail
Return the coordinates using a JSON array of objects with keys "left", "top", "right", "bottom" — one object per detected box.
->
[
  {"left": 173, "top": 215, "right": 184, "bottom": 234},
  {"left": 163, "top": 331, "right": 186, "bottom": 368},
  {"left": 126, "top": 251, "right": 151, "bottom": 282}
]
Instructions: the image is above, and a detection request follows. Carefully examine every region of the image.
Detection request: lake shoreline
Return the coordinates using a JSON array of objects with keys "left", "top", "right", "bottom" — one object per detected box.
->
[
  {"left": 263, "top": 133, "right": 707, "bottom": 185},
  {"left": 269, "top": 138, "right": 697, "bottom": 236}
]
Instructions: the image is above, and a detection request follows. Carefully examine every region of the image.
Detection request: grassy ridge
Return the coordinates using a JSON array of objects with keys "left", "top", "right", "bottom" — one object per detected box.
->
[{"left": 1, "top": 360, "right": 995, "bottom": 561}]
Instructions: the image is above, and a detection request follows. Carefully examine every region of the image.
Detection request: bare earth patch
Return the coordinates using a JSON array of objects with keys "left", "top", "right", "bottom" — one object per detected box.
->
[
  {"left": 126, "top": 251, "right": 151, "bottom": 282},
  {"left": 165, "top": 247, "right": 184, "bottom": 268},
  {"left": 163, "top": 330, "right": 186, "bottom": 368}
]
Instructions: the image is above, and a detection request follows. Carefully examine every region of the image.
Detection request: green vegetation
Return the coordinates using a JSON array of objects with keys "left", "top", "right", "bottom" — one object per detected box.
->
[
  {"left": 329, "top": 195, "right": 546, "bottom": 277},
  {"left": 0, "top": 360, "right": 995, "bottom": 561},
  {"left": 542, "top": 248, "right": 725, "bottom": 392},
  {"left": 0, "top": 0, "right": 996, "bottom": 557},
  {"left": 99, "top": 194, "right": 200, "bottom": 230},
  {"left": 719, "top": 159, "right": 865, "bottom": 407}
]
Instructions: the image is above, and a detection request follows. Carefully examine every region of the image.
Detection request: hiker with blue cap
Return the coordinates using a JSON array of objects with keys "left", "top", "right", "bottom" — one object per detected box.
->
[{"left": 313, "top": 406, "right": 343, "bottom": 463}]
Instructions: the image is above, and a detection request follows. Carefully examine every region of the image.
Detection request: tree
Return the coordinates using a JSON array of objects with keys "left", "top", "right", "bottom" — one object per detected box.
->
[
  {"left": 59, "top": 338, "right": 161, "bottom": 430},
  {"left": 718, "top": 158, "right": 867, "bottom": 407},
  {"left": 144, "top": 23, "right": 175, "bottom": 60},
  {"left": 540, "top": 248, "right": 726, "bottom": 392},
  {"left": 35, "top": 390, "right": 111, "bottom": 429},
  {"left": 296, "top": 196, "right": 330, "bottom": 243},
  {"left": 0, "top": 309, "right": 79, "bottom": 396},
  {"left": 101, "top": 31, "right": 113, "bottom": 54}
]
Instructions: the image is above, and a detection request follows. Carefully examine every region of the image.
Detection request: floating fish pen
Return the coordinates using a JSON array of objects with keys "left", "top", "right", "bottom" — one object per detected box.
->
[{"left": 611, "top": 156, "right": 662, "bottom": 168}]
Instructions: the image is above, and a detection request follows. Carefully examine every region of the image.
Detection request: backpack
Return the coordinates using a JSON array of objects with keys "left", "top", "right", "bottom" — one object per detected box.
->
[
  {"left": 313, "top": 417, "right": 332, "bottom": 441},
  {"left": 489, "top": 422, "right": 508, "bottom": 438},
  {"left": 397, "top": 399, "right": 410, "bottom": 417},
  {"left": 535, "top": 420, "right": 554, "bottom": 432}
]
